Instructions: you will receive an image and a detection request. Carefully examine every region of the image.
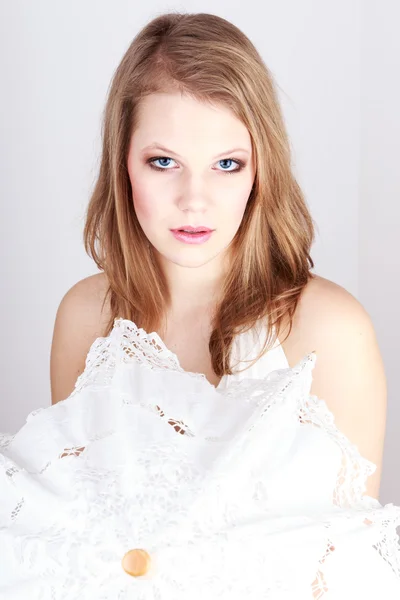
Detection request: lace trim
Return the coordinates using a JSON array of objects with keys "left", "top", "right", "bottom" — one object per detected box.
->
[
  {"left": 68, "top": 316, "right": 382, "bottom": 512},
  {"left": 71, "top": 318, "right": 210, "bottom": 397},
  {"left": 71, "top": 319, "right": 400, "bottom": 527},
  {"left": 2, "top": 316, "right": 398, "bottom": 597},
  {"left": 71, "top": 318, "right": 374, "bottom": 497},
  {"left": 0, "top": 433, "right": 14, "bottom": 450},
  {"left": 299, "top": 395, "right": 377, "bottom": 507}
]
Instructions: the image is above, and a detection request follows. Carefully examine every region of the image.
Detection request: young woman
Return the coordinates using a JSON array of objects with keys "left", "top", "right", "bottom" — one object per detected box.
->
[
  {"left": 51, "top": 12, "right": 385, "bottom": 501},
  {"left": 2, "top": 11, "right": 398, "bottom": 598}
]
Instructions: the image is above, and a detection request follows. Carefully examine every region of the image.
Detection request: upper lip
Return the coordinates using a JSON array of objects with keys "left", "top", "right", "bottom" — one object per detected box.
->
[{"left": 171, "top": 226, "right": 213, "bottom": 233}]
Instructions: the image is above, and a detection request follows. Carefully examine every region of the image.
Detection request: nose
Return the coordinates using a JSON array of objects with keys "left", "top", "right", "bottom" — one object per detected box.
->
[{"left": 177, "top": 174, "right": 210, "bottom": 213}]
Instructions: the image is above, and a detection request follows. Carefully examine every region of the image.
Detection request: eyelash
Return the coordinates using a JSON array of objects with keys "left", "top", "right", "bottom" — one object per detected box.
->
[{"left": 146, "top": 156, "right": 246, "bottom": 175}]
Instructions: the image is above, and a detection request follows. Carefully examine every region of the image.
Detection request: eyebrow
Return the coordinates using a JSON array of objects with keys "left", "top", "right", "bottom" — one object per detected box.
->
[{"left": 141, "top": 142, "right": 250, "bottom": 160}]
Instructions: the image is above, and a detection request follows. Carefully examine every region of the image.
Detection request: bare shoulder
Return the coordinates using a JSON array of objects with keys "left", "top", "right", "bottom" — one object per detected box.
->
[
  {"left": 281, "top": 273, "right": 374, "bottom": 363},
  {"left": 55, "top": 272, "right": 112, "bottom": 338},
  {"left": 282, "top": 273, "right": 387, "bottom": 499},
  {"left": 50, "top": 272, "right": 112, "bottom": 404}
]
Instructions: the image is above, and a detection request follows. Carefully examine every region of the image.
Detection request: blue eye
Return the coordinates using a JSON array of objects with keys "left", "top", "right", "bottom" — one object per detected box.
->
[
  {"left": 147, "top": 156, "right": 245, "bottom": 174},
  {"left": 218, "top": 159, "right": 238, "bottom": 172},
  {"left": 217, "top": 158, "right": 246, "bottom": 174},
  {"left": 149, "top": 157, "right": 176, "bottom": 170}
]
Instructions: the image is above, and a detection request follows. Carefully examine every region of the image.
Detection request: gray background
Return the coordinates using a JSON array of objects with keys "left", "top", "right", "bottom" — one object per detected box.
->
[{"left": 1, "top": 0, "right": 399, "bottom": 504}]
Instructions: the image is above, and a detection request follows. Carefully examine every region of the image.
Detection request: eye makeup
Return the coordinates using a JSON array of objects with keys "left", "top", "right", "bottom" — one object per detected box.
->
[{"left": 145, "top": 156, "right": 246, "bottom": 175}]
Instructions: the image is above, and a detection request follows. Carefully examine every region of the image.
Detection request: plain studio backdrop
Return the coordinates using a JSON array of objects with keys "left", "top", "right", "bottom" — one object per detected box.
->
[{"left": 0, "top": 1, "right": 399, "bottom": 506}]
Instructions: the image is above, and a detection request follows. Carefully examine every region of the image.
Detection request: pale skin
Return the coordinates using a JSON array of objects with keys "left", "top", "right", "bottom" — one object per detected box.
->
[
  {"left": 125, "top": 91, "right": 386, "bottom": 500},
  {"left": 49, "top": 91, "right": 387, "bottom": 596},
  {"left": 126, "top": 91, "right": 256, "bottom": 387},
  {"left": 127, "top": 91, "right": 256, "bottom": 313},
  {"left": 51, "top": 92, "right": 387, "bottom": 505}
]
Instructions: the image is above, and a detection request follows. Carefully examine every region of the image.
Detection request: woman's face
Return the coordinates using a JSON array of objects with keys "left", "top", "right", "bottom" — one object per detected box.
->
[{"left": 127, "top": 92, "right": 256, "bottom": 271}]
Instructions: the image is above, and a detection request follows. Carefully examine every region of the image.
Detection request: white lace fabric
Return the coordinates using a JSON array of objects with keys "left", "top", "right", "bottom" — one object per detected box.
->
[{"left": 0, "top": 317, "right": 400, "bottom": 599}]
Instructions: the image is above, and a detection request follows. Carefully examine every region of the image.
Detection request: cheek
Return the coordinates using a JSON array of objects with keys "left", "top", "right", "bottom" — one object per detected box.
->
[
  {"left": 225, "top": 187, "right": 252, "bottom": 222},
  {"left": 130, "top": 177, "right": 159, "bottom": 223}
]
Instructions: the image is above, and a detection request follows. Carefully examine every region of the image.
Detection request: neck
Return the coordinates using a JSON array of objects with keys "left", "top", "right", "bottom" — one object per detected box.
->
[{"left": 155, "top": 249, "right": 230, "bottom": 317}]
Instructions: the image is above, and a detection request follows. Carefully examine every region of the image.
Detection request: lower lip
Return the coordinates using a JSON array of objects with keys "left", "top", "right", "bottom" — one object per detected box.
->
[{"left": 171, "top": 230, "right": 213, "bottom": 244}]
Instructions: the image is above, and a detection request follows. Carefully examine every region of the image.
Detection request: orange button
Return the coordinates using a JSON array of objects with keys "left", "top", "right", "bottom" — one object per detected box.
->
[{"left": 122, "top": 548, "right": 151, "bottom": 577}]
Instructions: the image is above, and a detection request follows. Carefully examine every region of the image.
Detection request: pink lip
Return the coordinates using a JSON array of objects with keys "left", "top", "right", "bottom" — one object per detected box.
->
[
  {"left": 170, "top": 230, "right": 213, "bottom": 245},
  {"left": 171, "top": 226, "right": 213, "bottom": 233}
]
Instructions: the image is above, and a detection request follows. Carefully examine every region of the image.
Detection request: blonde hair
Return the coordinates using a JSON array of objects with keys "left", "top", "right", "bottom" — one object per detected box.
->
[{"left": 84, "top": 11, "right": 316, "bottom": 377}]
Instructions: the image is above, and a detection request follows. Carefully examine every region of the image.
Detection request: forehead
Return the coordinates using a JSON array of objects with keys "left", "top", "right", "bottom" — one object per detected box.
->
[{"left": 131, "top": 92, "right": 252, "bottom": 154}]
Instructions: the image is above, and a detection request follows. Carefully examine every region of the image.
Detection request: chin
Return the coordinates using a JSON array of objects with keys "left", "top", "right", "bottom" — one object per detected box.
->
[
  {"left": 154, "top": 246, "right": 225, "bottom": 269},
  {"left": 171, "top": 253, "right": 221, "bottom": 268}
]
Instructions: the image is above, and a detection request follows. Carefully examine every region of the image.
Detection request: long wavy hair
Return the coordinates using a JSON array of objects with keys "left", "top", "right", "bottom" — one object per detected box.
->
[{"left": 83, "top": 11, "right": 316, "bottom": 377}]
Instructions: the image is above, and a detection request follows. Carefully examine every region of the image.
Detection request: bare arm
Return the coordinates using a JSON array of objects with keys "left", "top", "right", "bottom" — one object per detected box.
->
[
  {"left": 288, "top": 277, "right": 386, "bottom": 500},
  {"left": 50, "top": 273, "right": 111, "bottom": 405}
]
